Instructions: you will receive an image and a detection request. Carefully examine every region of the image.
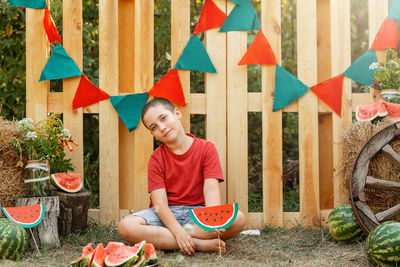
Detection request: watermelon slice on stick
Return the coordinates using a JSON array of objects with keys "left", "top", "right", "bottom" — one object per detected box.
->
[
  {"left": 189, "top": 203, "right": 238, "bottom": 231},
  {"left": 1, "top": 203, "right": 45, "bottom": 228}
]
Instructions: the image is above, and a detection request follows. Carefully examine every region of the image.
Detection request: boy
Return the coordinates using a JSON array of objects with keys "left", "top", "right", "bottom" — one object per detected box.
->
[{"left": 118, "top": 97, "right": 246, "bottom": 255}]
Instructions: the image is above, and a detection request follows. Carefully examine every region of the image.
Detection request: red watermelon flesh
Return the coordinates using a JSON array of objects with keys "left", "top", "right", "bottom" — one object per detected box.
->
[
  {"left": 1, "top": 203, "right": 45, "bottom": 228},
  {"left": 91, "top": 243, "right": 106, "bottom": 267},
  {"left": 104, "top": 241, "right": 124, "bottom": 256},
  {"left": 82, "top": 243, "right": 94, "bottom": 256},
  {"left": 190, "top": 203, "right": 239, "bottom": 231},
  {"left": 356, "top": 100, "right": 388, "bottom": 121},
  {"left": 104, "top": 245, "right": 139, "bottom": 267},
  {"left": 144, "top": 243, "right": 157, "bottom": 264},
  {"left": 50, "top": 172, "right": 83, "bottom": 193},
  {"left": 383, "top": 101, "right": 400, "bottom": 119}
]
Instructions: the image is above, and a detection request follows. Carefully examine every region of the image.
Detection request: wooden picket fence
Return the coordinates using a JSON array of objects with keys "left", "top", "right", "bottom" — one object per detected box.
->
[{"left": 25, "top": 0, "right": 389, "bottom": 228}]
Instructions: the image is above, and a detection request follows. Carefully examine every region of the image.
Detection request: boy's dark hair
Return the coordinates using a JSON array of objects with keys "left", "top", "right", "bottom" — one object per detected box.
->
[{"left": 141, "top": 97, "right": 175, "bottom": 127}]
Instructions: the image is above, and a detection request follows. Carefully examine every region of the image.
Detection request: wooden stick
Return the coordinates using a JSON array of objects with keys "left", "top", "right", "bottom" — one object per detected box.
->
[{"left": 29, "top": 228, "right": 40, "bottom": 255}]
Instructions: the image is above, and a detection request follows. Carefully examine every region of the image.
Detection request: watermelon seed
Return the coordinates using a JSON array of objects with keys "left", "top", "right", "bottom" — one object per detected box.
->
[
  {"left": 31, "top": 215, "right": 33, "bottom": 217},
  {"left": 206, "top": 218, "right": 208, "bottom": 221},
  {"left": 24, "top": 216, "right": 26, "bottom": 219},
  {"left": 205, "top": 212, "right": 207, "bottom": 215},
  {"left": 227, "top": 211, "right": 230, "bottom": 213},
  {"left": 214, "top": 219, "right": 216, "bottom": 222},
  {"left": 215, "top": 213, "right": 218, "bottom": 216},
  {"left": 221, "top": 210, "right": 223, "bottom": 213},
  {"left": 221, "top": 217, "right": 223, "bottom": 219}
]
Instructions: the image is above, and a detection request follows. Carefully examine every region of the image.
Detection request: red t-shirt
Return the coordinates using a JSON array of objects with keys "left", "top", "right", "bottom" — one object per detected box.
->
[{"left": 148, "top": 134, "right": 224, "bottom": 206}]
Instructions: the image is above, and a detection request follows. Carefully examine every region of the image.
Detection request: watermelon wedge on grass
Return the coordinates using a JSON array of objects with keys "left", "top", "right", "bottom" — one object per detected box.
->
[
  {"left": 189, "top": 203, "right": 238, "bottom": 231},
  {"left": 1, "top": 203, "right": 45, "bottom": 228}
]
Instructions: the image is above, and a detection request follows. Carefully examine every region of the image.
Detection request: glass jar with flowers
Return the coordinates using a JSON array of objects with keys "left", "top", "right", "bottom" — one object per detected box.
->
[
  {"left": 12, "top": 114, "right": 75, "bottom": 197},
  {"left": 370, "top": 48, "right": 400, "bottom": 104}
]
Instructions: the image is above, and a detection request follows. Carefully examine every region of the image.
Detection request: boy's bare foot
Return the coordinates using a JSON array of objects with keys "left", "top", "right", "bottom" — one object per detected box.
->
[{"left": 193, "top": 238, "right": 226, "bottom": 254}]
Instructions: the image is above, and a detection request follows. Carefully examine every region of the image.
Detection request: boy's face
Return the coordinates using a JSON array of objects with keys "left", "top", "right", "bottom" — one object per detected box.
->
[{"left": 142, "top": 104, "right": 182, "bottom": 143}]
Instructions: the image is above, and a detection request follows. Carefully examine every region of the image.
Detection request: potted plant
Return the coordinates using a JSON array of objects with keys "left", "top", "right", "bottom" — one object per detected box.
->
[
  {"left": 12, "top": 114, "right": 76, "bottom": 197},
  {"left": 370, "top": 48, "right": 400, "bottom": 104}
]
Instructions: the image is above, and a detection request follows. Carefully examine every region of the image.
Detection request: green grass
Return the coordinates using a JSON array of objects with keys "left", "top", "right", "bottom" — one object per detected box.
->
[{"left": 248, "top": 186, "right": 300, "bottom": 212}]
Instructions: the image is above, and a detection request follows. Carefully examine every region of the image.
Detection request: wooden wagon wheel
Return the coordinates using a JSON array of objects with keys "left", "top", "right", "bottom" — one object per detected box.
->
[{"left": 350, "top": 121, "right": 400, "bottom": 234}]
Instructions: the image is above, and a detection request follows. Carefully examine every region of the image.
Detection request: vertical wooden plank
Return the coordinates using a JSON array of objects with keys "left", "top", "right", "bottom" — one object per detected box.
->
[
  {"left": 118, "top": 0, "right": 135, "bottom": 210},
  {"left": 26, "top": 9, "right": 48, "bottom": 121},
  {"left": 205, "top": 0, "right": 227, "bottom": 204},
  {"left": 331, "top": 0, "right": 351, "bottom": 206},
  {"left": 261, "top": 0, "right": 283, "bottom": 226},
  {"left": 368, "top": 0, "right": 389, "bottom": 48},
  {"left": 227, "top": 2, "right": 248, "bottom": 215},
  {"left": 297, "top": 0, "right": 320, "bottom": 227},
  {"left": 63, "top": 0, "right": 84, "bottom": 177},
  {"left": 317, "top": 0, "right": 333, "bottom": 209},
  {"left": 171, "top": 0, "right": 190, "bottom": 132},
  {"left": 132, "top": 0, "right": 154, "bottom": 212},
  {"left": 99, "top": 0, "right": 119, "bottom": 223}
]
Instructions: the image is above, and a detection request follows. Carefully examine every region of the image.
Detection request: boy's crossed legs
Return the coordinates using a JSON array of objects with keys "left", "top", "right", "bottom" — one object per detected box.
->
[{"left": 118, "top": 205, "right": 246, "bottom": 254}]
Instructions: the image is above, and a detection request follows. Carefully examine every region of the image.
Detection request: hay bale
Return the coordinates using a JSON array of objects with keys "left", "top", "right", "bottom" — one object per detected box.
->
[
  {"left": 342, "top": 118, "right": 400, "bottom": 221},
  {"left": 0, "top": 117, "right": 25, "bottom": 212}
]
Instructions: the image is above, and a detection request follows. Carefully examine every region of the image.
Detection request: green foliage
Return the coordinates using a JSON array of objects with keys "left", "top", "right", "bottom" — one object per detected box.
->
[{"left": 371, "top": 48, "right": 400, "bottom": 89}]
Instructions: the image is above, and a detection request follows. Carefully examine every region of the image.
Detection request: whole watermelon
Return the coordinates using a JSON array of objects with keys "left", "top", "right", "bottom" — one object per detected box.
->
[
  {"left": 366, "top": 221, "right": 400, "bottom": 266},
  {"left": 0, "top": 218, "right": 28, "bottom": 260},
  {"left": 328, "top": 203, "right": 365, "bottom": 243}
]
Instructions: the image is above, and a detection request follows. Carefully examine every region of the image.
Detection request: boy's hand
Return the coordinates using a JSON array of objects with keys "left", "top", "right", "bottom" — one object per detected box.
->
[
  {"left": 175, "top": 230, "right": 196, "bottom": 255},
  {"left": 214, "top": 228, "right": 225, "bottom": 237}
]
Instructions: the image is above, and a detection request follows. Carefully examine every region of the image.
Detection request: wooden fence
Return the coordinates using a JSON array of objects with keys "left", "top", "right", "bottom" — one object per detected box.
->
[{"left": 25, "top": 0, "right": 388, "bottom": 228}]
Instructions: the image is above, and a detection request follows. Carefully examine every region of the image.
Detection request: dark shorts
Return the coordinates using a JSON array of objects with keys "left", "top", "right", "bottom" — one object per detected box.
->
[{"left": 131, "top": 205, "right": 203, "bottom": 227}]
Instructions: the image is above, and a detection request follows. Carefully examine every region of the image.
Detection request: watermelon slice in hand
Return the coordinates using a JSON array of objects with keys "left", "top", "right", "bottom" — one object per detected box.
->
[
  {"left": 190, "top": 203, "right": 239, "bottom": 231},
  {"left": 1, "top": 203, "right": 45, "bottom": 228},
  {"left": 50, "top": 172, "right": 83, "bottom": 193}
]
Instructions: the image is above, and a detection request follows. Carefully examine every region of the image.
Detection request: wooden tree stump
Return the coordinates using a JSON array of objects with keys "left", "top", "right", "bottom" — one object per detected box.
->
[
  {"left": 16, "top": 196, "right": 60, "bottom": 249},
  {"left": 50, "top": 188, "right": 91, "bottom": 236}
]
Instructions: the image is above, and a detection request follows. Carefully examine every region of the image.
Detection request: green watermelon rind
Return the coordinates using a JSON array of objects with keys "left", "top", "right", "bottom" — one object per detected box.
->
[
  {"left": 189, "top": 203, "right": 239, "bottom": 232},
  {"left": 50, "top": 173, "right": 83, "bottom": 193},
  {"left": 365, "top": 221, "right": 400, "bottom": 266},
  {"left": 0, "top": 218, "right": 28, "bottom": 261},
  {"left": 1, "top": 203, "right": 45, "bottom": 228},
  {"left": 328, "top": 203, "right": 365, "bottom": 243}
]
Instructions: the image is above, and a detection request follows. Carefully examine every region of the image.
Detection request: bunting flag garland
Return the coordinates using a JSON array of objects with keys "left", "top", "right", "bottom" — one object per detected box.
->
[
  {"left": 39, "top": 44, "right": 82, "bottom": 81},
  {"left": 238, "top": 29, "right": 277, "bottom": 65},
  {"left": 371, "top": 18, "right": 399, "bottom": 50},
  {"left": 273, "top": 65, "right": 310, "bottom": 111},
  {"left": 342, "top": 50, "right": 378, "bottom": 87},
  {"left": 193, "top": 0, "right": 227, "bottom": 35},
  {"left": 389, "top": 0, "right": 400, "bottom": 19},
  {"left": 219, "top": 0, "right": 260, "bottom": 32},
  {"left": 311, "top": 74, "right": 344, "bottom": 116},
  {"left": 174, "top": 35, "right": 217, "bottom": 73},
  {"left": 72, "top": 75, "right": 109, "bottom": 109},
  {"left": 43, "top": 6, "right": 62, "bottom": 44},
  {"left": 148, "top": 69, "right": 186, "bottom": 106},
  {"left": 8, "top": 0, "right": 46, "bottom": 9},
  {"left": 109, "top": 93, "right": 149, "bottom": 132},
  {"left": 229, "top": 0, "right": 241, "bottom": 4}
]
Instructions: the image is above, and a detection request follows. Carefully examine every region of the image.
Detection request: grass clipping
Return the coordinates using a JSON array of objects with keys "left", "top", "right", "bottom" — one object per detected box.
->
[
  {"left": 342, "top": 118, "right": 400, "bottom": 219},
  {"left": 0, "top": 117, "right": 25, "bottom": 210}
]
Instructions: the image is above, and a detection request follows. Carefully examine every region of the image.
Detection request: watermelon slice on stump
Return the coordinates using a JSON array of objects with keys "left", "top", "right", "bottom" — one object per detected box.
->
[
  {"left": 50, "top": 172, "right": 83, "bottom": 193},
  {"left": 355, "top": 100, "right": 388, "bottom": 121},
  {"left": 190, "top": 203, "right": 238, "bottom": 231},
  {"left": 1, "top": 203, "right": 45, "bottom": 228}
]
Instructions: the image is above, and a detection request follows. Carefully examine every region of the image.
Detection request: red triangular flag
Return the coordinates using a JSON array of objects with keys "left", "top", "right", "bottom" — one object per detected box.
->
[
  {"left": 43, "top": 6, "right": 61, "bottom": 44},
  {"left": 238, "top": 29, "right": 277, "bottom": 65},
  {"left": 148, "top": 69, "right": 187, "bottom": 106},
  {"left": 193, "top": 0, "right": 228, "bottom": 35},
  {"left": 371, "top": 18, "right": 399, "bottom": 50},
  {"left": 72, "top": 75, "right": 109, "bottom": 109},
  {"left": 311, "top": 74, "right": 344, "bottom": 116}
]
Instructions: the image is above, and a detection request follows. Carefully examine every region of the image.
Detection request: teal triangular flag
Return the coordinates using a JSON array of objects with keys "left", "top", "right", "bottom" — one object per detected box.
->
[
  {"left": 342, "top": 50, "right": 378, "bottom": 87},
  {"left": 229, "top": 0, "right": 241, "bottom": 5},
  {"left": 389, "top": 0, "right": 400, "bottom": 19},
  {"left": 39, "top": 44, "right": 83, "bottom": 82},
  {"left": 273, "top": 65, "right": 310, "bottom": 111},
  {"left": 219, "top": 0, "right": 260, "bottom": 32},
  {"left": 173, "top": 35, "right": 217, "bottom": 73},
  {"left": 8, "top": 0, "right": 46, "bottom": 9},
  {"left": 109, "top": 93, "right": 149, "bottom": 132}
]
